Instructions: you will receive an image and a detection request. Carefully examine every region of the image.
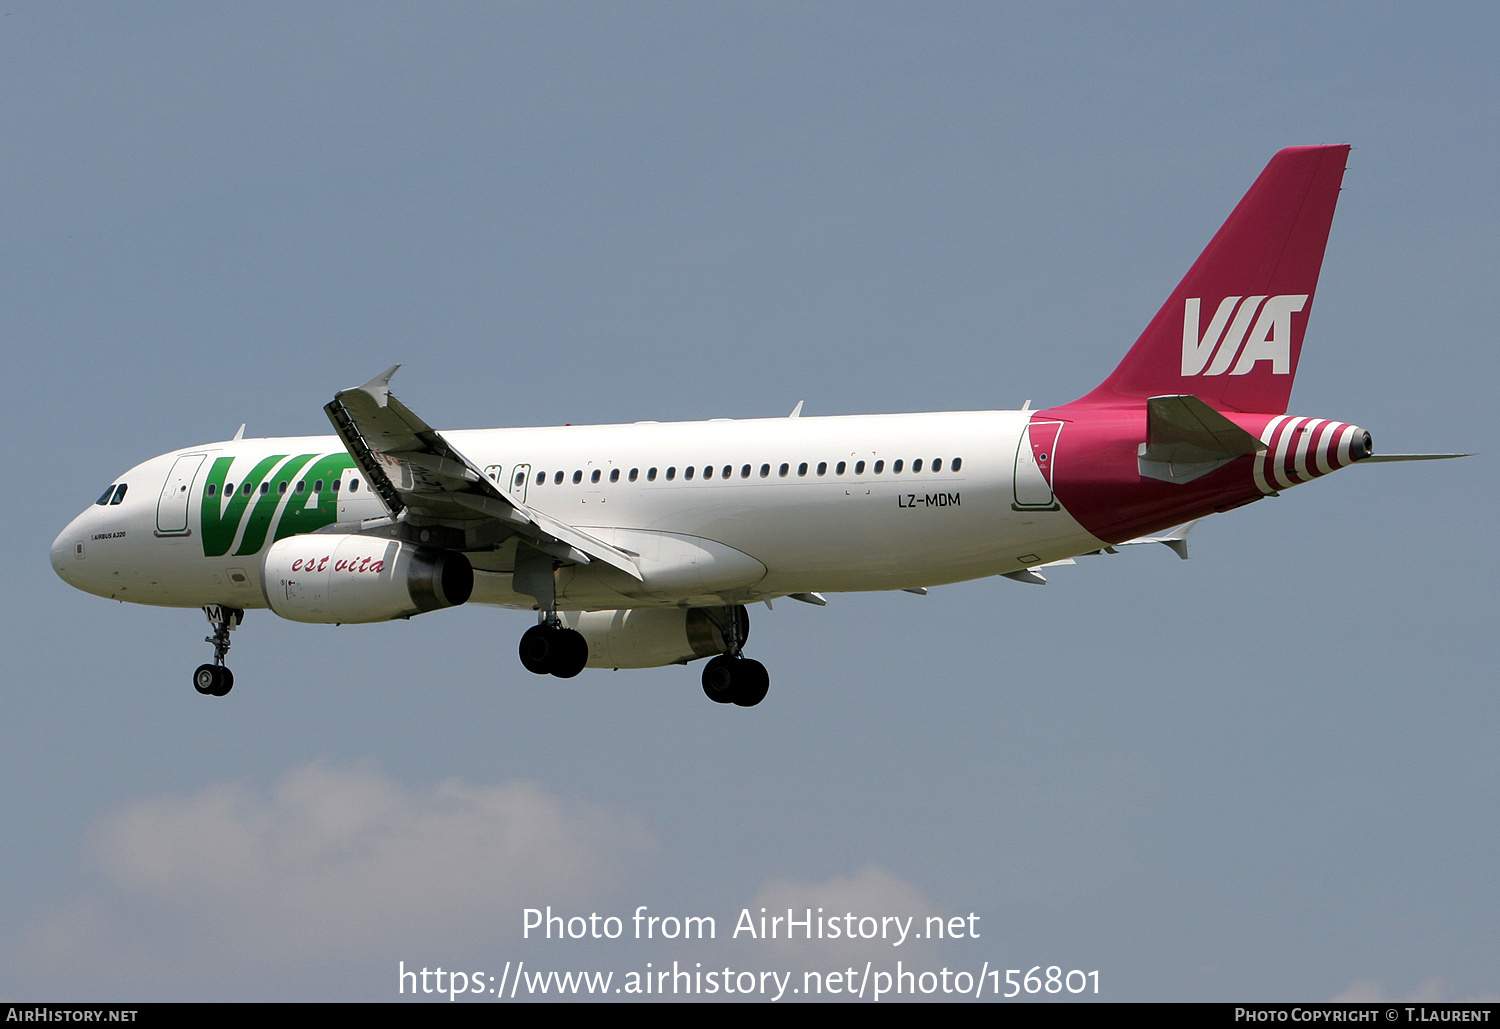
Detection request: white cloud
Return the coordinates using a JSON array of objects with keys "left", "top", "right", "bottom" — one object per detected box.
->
[
  {"left": 13, "top": 760, "right": 654, "bottom": 991},
  {"left": 1331, "top": 977, "right": 1500, "bottom": 1003},
  {"left": 739, "top": 864, "right": 940, "bottom": 967},
  {"left": 1330, "top": 979, "right": 1388, "bottom": 1002}
]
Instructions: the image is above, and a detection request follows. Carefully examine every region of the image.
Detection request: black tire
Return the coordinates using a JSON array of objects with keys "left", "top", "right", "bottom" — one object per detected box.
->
[
  {"left": 551, "top": 628, "right": 588, "bottom": 679},
  {"left": 701, "top": 655, "right": 736, "bottom": 703},
  {"left": 519, "top": 625, "right": 554, "bottom": 675},
  {"left": 194, "top": 664, "right": 219, "bottom": 696},
  {"left": 212, "top": 667, "right": 234, "bottom": 697},
  {"left": 731, "top": 659, "right": 769, "bottom": 707}
]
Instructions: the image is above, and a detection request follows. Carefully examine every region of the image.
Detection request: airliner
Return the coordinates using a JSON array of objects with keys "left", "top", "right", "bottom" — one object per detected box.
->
[{"left": 50, "top": 145, "right": 1462, "bottom": 706}]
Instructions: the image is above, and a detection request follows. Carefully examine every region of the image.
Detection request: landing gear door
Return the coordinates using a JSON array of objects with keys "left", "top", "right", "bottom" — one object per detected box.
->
[
  {"left": 509, "top": 463, "right": 531, "bottom": 504},
  {"left": 1013, "top": 421, "right": 1062, "bottom": 510},
  {"left": 156, "top": 454, "right": 206, "bottom": 535}
]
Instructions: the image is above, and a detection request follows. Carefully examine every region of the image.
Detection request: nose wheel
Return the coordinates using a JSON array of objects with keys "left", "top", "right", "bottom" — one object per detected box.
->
[
  {"left": 195, "top": 606, "right": 243, "bottom": 697},
  {"left": 194, "top": 663, "right": 234, "bottom": 697}
]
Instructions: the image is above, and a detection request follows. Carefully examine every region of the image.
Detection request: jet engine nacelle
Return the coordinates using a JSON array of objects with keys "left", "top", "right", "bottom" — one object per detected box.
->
[
  {"left": 561, "top": 606, "right": 749, "bottom": 669},
  {"left": 262, "top": 534, "right": 473, "bottom": 624}
]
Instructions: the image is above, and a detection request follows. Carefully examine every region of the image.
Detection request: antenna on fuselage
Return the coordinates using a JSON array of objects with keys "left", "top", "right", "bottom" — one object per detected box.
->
[
  {"left": 232, "top": 423, "right": 245, "bottom": 441},
  {"left": 788, "top": 401, "right": 804, "bottom": 418}
]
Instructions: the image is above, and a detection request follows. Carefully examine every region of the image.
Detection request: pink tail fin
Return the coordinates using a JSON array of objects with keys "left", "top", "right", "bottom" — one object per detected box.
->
[{"left": 1073, "top": 145, "right": 1349, "bottom": 415}]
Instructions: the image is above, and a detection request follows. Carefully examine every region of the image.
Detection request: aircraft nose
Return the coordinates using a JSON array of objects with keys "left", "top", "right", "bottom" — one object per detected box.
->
[{"left": 51, "top": 517, "right": 83, "bottom": 584}]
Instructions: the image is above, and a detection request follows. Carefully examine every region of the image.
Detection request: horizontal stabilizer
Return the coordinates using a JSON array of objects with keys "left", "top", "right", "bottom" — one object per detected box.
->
[{"left": 1138, "top": 395, "right": 1265, "bottom": 484}]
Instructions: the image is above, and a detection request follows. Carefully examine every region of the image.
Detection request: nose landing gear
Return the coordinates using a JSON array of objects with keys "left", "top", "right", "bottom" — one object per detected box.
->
[{"left": 194, "top": 605, "right": 242, "bottom": 697}]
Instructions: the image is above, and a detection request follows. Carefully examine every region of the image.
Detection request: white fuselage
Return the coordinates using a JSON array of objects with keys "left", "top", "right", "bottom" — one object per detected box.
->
[{"left": 52, "top": 410, "right": 1107, "bottom": 612}]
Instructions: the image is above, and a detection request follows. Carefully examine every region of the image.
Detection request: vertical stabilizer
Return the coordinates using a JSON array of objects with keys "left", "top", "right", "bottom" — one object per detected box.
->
[{"left": 1072, "top": 145, "right": 1349, "bottom": 414}]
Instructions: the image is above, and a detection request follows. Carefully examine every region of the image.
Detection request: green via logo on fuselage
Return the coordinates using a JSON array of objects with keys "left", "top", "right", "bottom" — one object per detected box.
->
[{"left": 200, "top": 453, "right": 357, "bottom": 557}]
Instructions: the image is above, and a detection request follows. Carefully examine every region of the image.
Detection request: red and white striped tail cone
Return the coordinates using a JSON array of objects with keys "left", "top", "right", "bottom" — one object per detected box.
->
[{"left": 1253, "top": 416, "right": 1371, "bottom": 495}]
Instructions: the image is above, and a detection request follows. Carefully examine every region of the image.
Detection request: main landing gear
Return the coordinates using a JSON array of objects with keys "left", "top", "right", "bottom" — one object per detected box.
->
[
  {"left": 194, "top": 605, "right": 242, "bottom": 697},
  {"left": 519, "top": 619, "right": 589, "bottom": 679},
  {"left": 701, "top": 654, "right": 770, "bottom": 707},
  {"left": 699, "top": 606, "right": 769, "bottom": 707}
]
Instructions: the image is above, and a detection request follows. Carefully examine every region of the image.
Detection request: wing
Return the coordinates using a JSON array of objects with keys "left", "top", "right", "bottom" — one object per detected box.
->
[{"left": 323, "top": 366, "right": 641, "bottom": 580}]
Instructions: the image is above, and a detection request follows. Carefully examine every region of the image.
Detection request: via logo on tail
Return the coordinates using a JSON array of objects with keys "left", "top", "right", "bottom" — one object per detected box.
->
[{"left": 1180, "top": 295, "right": 1308, "bottom": 376}]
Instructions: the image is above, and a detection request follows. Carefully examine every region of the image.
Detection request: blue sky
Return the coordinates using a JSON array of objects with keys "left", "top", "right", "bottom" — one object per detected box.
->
[{"left": 3, "top": 2, "right": 1495, "bottom": 1001}]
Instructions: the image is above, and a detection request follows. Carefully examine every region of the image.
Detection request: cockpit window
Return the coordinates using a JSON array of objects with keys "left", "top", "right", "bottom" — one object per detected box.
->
[
  {"left": 96, "top": 485, "right": 116, "bottom": 506},
  {"left": 109, "top": 484, "right": 128, "bottom": 505}
]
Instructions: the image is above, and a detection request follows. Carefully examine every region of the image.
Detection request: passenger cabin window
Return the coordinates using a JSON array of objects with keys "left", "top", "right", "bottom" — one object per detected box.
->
[
  {"left": 779, "top": 463, "right": 789, "bottom": 477},
  {"left": 590, "top": 469, "right": 601, "bottom": 484},
  {"left": 332, "top": 479, "right": 341, "bottom": 492},
  {"left": 874, "top": 460, "right": 884, "bottom": 473},
  {"left": 666, "top": 467, "right": 677, "bottom": 481},
  {"left": 554, "top": 471, "right": 564, "bottom": 485},
  {"left": 296, "top": 481, "right": 306, "bottom": 493},
  {"left": 516, "top": 472, "right": 527, "bottom": 487},
  {"left": 610, "top": 469, "right": 620, "bottom": 482},
  {"left": 933, "top": 458, "right": 943, "bottom": 472},
  {"left": 536, "top": 471, "right": 545, "bottom": 486},
  {"left": 203, "top": 484, "right": 216, "bottom": 499},
  {"left": 855, "top": 460, "right": 865, "bottom": 474},
  {"left": 648, "top": 467, "right": 657, "bottom": 481},
  {"left": 836, "top": 461, "right": 846, "bottom": 475},
  {"left": 893, "top": 459, "right": 904, "bottom": 473},
  {"left": 629, "top": 468, "right": 639, "bottom": 482},
  {"left": 260, "top": 482, "right": 269, "bottom": 495},
  {"left": 350, "top": 479, "right": 360, "bottom": 492},
  {"left": 912, "top": 459, "right": 923, "bottom": 473},
  {"left": 572, "top": 470, "right": 582, "bottom": 484},
  {"left": 816, "top": 462, "right": 827, "bottom": 476},
  {"left": 952, "top": 458, "right": 962, "bottom": 471},
  {"left": 760, "top": 464, "right": 771, "bottom": 478},
  {"left": 797, "top": 462, "right": 808, "bottom": 477},
  {"left": 685, "top": 466, "right": 695, "bottom": 480},
  {"left": 741, "top": 464, "right": 751, "bottom": 478},
  {"left": 242, "top": 482, "right": 254, "bottom": 495}
]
